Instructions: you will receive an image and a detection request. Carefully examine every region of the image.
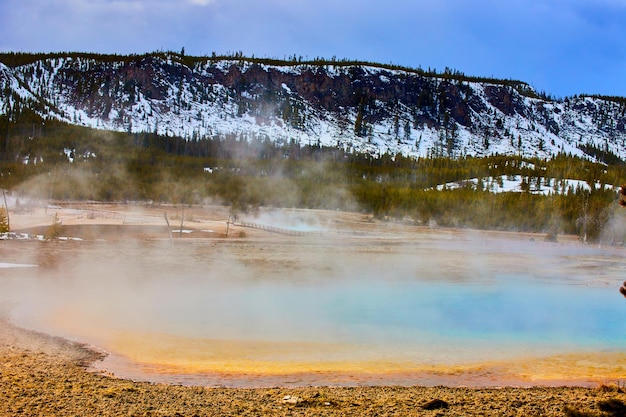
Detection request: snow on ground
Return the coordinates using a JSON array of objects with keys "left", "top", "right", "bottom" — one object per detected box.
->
[
  {"left": 436, "top": 176, "right": 615, "bottom": 195},
  {"left": 0, "top": 262, "right": 37, "bottom": 268}
]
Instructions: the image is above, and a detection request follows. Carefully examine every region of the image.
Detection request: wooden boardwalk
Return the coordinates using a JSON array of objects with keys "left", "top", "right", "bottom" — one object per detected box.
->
[{"left": 235, "top": 221, "right": 321, "bottom": 237}]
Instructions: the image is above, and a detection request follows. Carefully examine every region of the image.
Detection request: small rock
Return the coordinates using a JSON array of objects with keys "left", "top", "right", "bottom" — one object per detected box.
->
[
  {"left": 421, "top": 399, "right": 449, "bottom": 410},
  {"left": 598, "top": 398, "right": 626, "bottom": 415},
  {"left": 282, "top": 395, "right": 300, "bottom": 405}
]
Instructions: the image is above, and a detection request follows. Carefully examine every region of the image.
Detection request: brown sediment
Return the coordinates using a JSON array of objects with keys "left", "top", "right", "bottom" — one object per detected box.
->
[
  {"left": 87, "top": 330, "right": 626, "bottom": 389},
  {"left": 1, "top": 319, "right": 626, "bottom": 417}
]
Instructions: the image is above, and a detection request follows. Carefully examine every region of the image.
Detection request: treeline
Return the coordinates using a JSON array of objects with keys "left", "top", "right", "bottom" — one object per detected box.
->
[
  {"left": 0, "top": 114, "right": 624, "bottom": 243},
  {"left": 0, "top": 51, "right": 545, "bottom": 100}
]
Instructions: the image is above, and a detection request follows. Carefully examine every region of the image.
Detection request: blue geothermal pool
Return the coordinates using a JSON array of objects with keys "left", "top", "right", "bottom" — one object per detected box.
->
[{"left": 4, "top": 229, "right": 626, "bottom": 387}]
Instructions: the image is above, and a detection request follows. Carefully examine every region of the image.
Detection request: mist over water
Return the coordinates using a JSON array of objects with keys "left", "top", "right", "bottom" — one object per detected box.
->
[{"left": 1, "top": 228, "right": 626, "bottom": 387}]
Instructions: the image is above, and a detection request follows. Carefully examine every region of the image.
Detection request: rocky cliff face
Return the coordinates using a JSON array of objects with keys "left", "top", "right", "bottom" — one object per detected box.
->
[{"left": 1, "top": 52, "right": 625, "bottom": 161}]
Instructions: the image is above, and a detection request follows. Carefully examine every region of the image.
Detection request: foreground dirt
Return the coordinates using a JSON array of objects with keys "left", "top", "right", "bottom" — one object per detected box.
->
[{"left": 1, "top": 320, "right": 625, "bottom": 417}]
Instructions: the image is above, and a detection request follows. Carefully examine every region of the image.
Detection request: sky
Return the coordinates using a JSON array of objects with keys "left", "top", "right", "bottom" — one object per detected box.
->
[{"left": 0, "top": 0, "right": 624, "bottom": 99}]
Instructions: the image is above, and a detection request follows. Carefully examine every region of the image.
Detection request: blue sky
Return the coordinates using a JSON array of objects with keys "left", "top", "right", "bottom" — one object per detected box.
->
[{"left": 0, "top": 0, "right": 624, "bottom": 98}]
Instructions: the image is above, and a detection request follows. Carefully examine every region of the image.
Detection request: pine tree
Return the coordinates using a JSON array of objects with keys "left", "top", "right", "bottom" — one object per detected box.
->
[
  {"left": 44, "top": 213, "right": 62, "bottom": 240},
  {"left": 404, "top": 120, "right": 411, "bottom": 143},
  {"left": 354, "top": 103, "right": 364, "bottom": 136},
  {"left": 0, "top": 208, "right": 8, "bottom": 233}
]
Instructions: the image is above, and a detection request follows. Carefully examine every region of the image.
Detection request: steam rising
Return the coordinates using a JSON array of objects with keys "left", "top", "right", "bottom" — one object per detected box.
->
[{"left": 1, "top": 223, "right": 625, "bottom": 386}]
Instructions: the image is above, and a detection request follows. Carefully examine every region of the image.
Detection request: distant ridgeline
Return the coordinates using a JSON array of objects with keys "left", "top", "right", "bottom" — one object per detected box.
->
[
  {"left": 0, "top": 51, "right": 625, "bottom": 243},
  {"left": 0, "top": 51, "right": 625, "bottom": 162}
]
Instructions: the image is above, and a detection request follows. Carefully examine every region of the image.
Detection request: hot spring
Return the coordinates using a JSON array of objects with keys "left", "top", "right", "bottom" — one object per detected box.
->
[{"left": 1, "top": 227, "right": 625, "bottom": 387}]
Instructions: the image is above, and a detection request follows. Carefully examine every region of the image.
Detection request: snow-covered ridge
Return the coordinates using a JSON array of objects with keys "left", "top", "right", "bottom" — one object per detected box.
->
[{"left": 0, "top": 54, "right": 625, "bottom": 161}]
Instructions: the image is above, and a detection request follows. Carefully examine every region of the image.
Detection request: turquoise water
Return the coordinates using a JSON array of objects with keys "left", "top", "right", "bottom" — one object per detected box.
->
[
  {"left": 4, "top": 235, "right": 626, "bottom": 386},
  {"left": 139, "top": 273, "right": 626, "bottom": 362}
]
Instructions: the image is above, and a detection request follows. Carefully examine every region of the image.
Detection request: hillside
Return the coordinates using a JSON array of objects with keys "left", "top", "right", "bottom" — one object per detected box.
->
[{"left": 1, "top": 51, "right": 625, "bottom": 162}]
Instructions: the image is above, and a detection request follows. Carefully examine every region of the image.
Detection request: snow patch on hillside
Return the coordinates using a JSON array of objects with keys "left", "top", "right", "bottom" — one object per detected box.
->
[
  {"left": 436, "top": 176, "right": 615, "bottom": 195},
  {"left": 1, "top": 56, "right": 625, "bottom": 162}
]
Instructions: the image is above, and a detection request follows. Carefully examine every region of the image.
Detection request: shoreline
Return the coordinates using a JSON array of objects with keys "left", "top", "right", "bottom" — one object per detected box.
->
[
  {"left": 90, "top": 339, "right": 620, "bottom": 389},
  {"left": 1, "top": 320, "right": 625, "bottom": 416},
  {"left": 9, "top": 311, "right": 619, "bottom": 390}
]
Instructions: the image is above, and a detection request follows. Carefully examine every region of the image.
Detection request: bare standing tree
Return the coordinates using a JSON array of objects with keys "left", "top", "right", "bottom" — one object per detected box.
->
[{"left": 619, "top": 184, "right": 626, "bottom": 297}]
